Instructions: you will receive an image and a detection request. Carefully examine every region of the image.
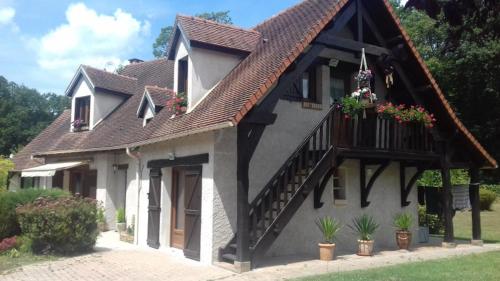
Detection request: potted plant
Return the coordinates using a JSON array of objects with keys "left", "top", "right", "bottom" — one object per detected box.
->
[
  {"left": 349, "top": 214, "right": 379, "bottom": 256},
  {"left": 116, "top": 208, "right": 126, "bottom": 233},
  {"left": 316, "top": 216, "right": 342, "bottom": 261},
  {"left": 393, "top": 212, "right": 413, "bottom": 250},
  {"left": 97, "top": 206, "right": 107, "bottom": 232},
  {"left": 418, "top": 205, "right": 430, "bottom": 243}
]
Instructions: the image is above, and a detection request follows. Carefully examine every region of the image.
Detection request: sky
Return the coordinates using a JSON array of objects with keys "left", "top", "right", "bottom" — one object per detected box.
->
[{"left": 0, "top": 0, "right": 301, "bottom": 94}]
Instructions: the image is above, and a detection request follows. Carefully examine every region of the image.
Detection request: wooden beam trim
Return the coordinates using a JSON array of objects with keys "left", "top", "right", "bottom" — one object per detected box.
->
[
  {"left": 361, "top": 160, "right": 390, "bottom": 208},
  {"left": 315, "top": 34, "right": 391, "bottom": 56},
  {"left": 147, "top": 153, "right": 209, "bottom": 168},
  {"left": 400, "top": 165, "right": 425, "bottom": 207}
]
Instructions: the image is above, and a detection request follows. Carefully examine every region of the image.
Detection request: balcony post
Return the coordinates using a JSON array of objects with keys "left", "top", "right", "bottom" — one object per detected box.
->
[
  {"left": 469, "top": 166, "right": 482, "bottom": 245},
  {"left": 440, "top": 146, "right": 455, "bottom": 247}
]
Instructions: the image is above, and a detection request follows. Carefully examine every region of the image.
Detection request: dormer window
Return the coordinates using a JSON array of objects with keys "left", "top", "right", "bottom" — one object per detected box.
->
[
  {"left": 177, "top": 57, "right": 188, "bottom": 94},
  {"left": 74, "top": 96, "right": 90, "bottom": 131}
]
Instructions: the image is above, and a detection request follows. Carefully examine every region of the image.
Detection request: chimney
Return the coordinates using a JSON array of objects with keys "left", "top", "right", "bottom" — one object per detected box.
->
[{"left": 128, "top": 58, "right": 144, "bottom": 64}]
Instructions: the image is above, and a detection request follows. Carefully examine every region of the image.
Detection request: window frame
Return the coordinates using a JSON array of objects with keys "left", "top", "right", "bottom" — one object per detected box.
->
[
  {"left": 332, "top": 168, "right": 347, "bottom": 206},
  {"left": 177, "top": 57, "right": 188, "bottom": 95},
  {"left": 74, "top": 96, "right": 91, "bottom": 130}
]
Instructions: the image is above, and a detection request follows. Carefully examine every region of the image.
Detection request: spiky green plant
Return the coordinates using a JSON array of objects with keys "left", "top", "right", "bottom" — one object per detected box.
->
[
  {"left": 393, "top": 212, "right": 413, "bottom": 231},
  {"left": 316, "top": 216, "right": 342, "bottom": 244},
  {"left": 349, "top": 214, "right": 379, "bottom": 241},
  {"left": 116, "top": 208, "right": 126, "bottom": 223}
]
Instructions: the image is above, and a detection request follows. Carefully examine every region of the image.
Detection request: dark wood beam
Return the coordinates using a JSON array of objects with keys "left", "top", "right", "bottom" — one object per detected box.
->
[
  {"left": 356, "top": 0, "right": 363, "bottom": 43},
  {"left": 147, "top": 153, "right": 209, "bottom": 168},
  {"left": 400, "top": 163, "right": 425, "bottom": 207},
  {"left": 314, "top": 157, "right": 344, "bottom": 209},
  {"left": 327, "top": 1, "right": 356, "bottom": 34},
  {"left": 315, "top": 34, "right": 391, "bottom": 56},
  {"left": 414, "top": 85, "right": 432, "bottom": 93},
  {"left": 469, "top": 166, "right": 481, "bottom": 241},
  {"left": 361, "top": 160, "right": 390, "bottom": 208}
]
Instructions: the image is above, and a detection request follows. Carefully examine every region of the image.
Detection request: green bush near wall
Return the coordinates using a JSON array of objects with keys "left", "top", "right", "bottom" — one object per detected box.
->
[
  {"left": 481, "top": 184, "right": 500, "bottom": 196},
  {"left": 16, "top": 196, "right": 98, "bottom": 254},
  {"left": 0, "top": 189, "right": 69, "bottom": 240}
]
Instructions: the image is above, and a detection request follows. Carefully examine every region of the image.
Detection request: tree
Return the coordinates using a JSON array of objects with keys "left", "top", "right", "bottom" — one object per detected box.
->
[
  {"left": 152, "top": 11, "right": 233, "bottom": 58},
  {"left": 392, "top": 1, "right": 500, "bottom": 182},
  {"left": 0, "top": 157, "right": 14, "bottom": 189},
  {"left": 0, "top": 76, "right": 70, "bottom": 156}
]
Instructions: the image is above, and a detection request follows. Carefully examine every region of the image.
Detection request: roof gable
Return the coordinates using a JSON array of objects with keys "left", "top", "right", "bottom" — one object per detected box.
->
[
  {"left": 137, "top": 86, "right": 174, "bottom": 118},
  {"left": 167, "top": 15, "right": 261, "bottom": 60}
]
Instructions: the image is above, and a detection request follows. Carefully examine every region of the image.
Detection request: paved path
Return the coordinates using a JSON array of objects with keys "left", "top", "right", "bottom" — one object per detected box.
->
[{"left": 1, "top": 232, "right": 499, "bottom": 281}]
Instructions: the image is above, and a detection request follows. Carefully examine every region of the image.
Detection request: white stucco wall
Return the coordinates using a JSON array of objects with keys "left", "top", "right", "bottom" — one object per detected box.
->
[
  {"left": 267, "top": 161, "right": 418, "bottom": 257},
  {"left": 173, "top": 39, "right": 242, "bottom": 111},
  {"left": 136, "top": 132, "right": 216, "bottom": 265},
  {"left": 70, "top": 78, "right": 125, "bottom": 131},
  {"left": 8, "top": 173, "right": 20, "bottom": 191}
]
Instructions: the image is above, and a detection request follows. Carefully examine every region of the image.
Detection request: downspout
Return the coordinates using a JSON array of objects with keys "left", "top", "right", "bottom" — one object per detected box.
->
[{"left": 126, "top": 146, "right": 142, "bottom": 245}]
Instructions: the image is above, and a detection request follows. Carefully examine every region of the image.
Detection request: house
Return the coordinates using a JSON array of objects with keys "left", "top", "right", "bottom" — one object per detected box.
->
[{"left": 8, "top": 0, "right": 496, "bottom": 272}]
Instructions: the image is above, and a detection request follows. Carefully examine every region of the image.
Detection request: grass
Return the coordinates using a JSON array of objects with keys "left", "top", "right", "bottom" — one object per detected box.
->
[
  {"left": 453, "top": 201, "right": 500, "bottom": 243},
  {"left": 0, "top": 252, "right": 59, "bottom": 274},
  {"left": 295, "top": 250, "right": 500, "bottom": 281}
]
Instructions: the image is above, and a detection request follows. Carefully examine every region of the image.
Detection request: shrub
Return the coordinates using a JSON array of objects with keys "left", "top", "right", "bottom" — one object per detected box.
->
[
  {"left": 0, "top": 236, "right": 17, "bottom": 253},
  {"left": 418, "top": 205, "right": 443, "bottom": 234},
  {"left": 116, "top": 207, "right": 125, "bottom": 223},
  {"left": 316, "top": 216, "right": 342, "bottom": 244},
  {"left": 393, "top": 212, "right": 413, "bottom": 231},
  {"left": 481, "top": 184, "right": 500, "bottom": 196},
  {"left": 0, "top": 188, "right": 69, "bottom": 240},
  {"left": 16, "top": 196, "right": 98, "bottom": 254},
  {"left": 479, "top": 188, "right": 497, "bottom": 211}
]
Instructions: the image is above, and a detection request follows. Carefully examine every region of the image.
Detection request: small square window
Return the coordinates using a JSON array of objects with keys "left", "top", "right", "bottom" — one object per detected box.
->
[{"left": 333, "top": 168, "right": 347, "bottom": 205}]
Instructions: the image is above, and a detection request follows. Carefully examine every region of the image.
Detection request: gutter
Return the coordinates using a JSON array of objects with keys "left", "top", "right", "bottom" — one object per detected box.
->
[{"left": 126, "top": 146, "right": 142, "bottom": 245}]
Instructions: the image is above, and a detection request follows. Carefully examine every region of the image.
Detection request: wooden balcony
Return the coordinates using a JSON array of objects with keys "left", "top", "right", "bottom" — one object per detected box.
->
[{"left": 331, "top": 107, "right": 438, "bottom": 160}]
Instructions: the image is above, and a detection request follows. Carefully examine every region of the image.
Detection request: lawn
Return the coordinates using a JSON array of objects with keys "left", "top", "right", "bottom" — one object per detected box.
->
[
  {"left": 453, "top": 201, "right": 500, "bottom": 243},
  {"left": 295, "top": 250, "right": 500, "bottom": 281},
  {"left": 0, "top": 252, "right": 59, "bottom": 274}
]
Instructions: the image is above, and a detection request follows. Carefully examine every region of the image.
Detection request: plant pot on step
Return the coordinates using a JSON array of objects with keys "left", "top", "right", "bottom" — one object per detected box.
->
[
  {"left": 396, "top": 231, "right": 412, "bottom": 250},
  {"left": 357, "top": 240, "right": 374, "bottom": 256},
  {"left": 318, "top": 243, "right": 336, "bottom": 261},
  {"left": 116, "top": 222, "right": 126, "bottom": 233}
]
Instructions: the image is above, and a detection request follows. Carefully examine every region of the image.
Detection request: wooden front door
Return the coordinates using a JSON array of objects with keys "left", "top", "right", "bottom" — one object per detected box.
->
[
  {"left": 171, "top": 166, "right": 202, "bottom": 260},
  {"left": 147, "top": 168, "right": 162, "bottom": 249}
]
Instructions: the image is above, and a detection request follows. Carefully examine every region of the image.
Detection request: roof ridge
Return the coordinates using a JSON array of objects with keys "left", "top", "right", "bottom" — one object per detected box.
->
[
  {"left": 176, "top": 14, "right": 261, "bottom": 35},
  {"left": 81, "top": 64, "right": 138, "bottom": 81},
  {"left": 252, "top": 0, "right": 310, "bottom": 31},
  {"left": 123, "top": 57, "right": 169, "bottom": 67}
]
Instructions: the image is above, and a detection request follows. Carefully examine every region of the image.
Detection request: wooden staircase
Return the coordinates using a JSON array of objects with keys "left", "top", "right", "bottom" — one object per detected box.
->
[{"left": 219, "top": 106, "right": 339, "bottom": 265}]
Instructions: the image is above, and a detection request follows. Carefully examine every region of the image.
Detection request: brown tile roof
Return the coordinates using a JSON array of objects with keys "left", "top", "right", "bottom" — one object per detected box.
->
[
  {"left": 145, "top": 86, "right": 174, "bottom": 108},
  {"left": 81, "top": 65, "right": 137, "bottom": 95},
  {"left": 12, "top": 0, "right": 496, "bottom": 170},
  {"left": 167, "top": 15, "right": 261, "bottom": 59}
]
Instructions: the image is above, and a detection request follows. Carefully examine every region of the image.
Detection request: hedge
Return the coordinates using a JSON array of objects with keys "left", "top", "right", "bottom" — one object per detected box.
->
[
  {"left": 479, "top": 188, "right": 497, "bottom": 211},
  {"left": 481, "top": 184, "right": 500, "bottom": 196},
  {"left": 0, "top": 188, "right": 69, "bottom": 240},
  {"left": 16, "top": 196, "right": 98, "bottom": 254}
]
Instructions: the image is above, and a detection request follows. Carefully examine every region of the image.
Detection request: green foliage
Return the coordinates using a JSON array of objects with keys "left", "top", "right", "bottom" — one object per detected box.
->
[
  {"left": 0, "top": 189, "right": 69, "bottom": 240},
  {"left": 15, "top": 235, "right": 33, "bottom": 254},
  {"left": 96, "top": 206, "right": 105, "bottom": 223},
  {"left": 418, "top": 205, "right": 443, "bottom": 234},
  {"left": 417, "top": 169, "right": 470, "bottom": 187},
  {"left": 340, "top": 97, "right": 365, "bottom": 117},
  {"left": 481, "top": 184, "right": 500, "bottom": 195},
  {"left": 393, "top": 213, "right": 413, "bottom": 231},
  {"left": 153, "top": 11, "right": 233, "bottom": 58},
  {"left": 116, "top": 208, "right": 126, "bottom": 223},
  {"left": 0, "top": 157, "right": 13, "bottom": 188},
  {"left": 315, "top": 216, "right": 342, "bottom": 243},
  {"left": 479, "top": 189, "right": 497, "bottom": 211},
  {"left": 0, "top": 76, "right": 70, "bottom": 156},
  {"left": 349, "top": 214, "right": 379, "bottom": 241},
  {"left": 16, "top": 196, "right": 98, "bottom": 254}
]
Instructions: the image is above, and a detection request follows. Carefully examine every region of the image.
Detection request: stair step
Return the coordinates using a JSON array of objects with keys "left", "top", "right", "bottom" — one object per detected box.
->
[
  {"left": 229, "top": 243, "right": 237, "bottom": 250},
  {"left": 222, "top": 253, "right": 237, "bottom": 262}
]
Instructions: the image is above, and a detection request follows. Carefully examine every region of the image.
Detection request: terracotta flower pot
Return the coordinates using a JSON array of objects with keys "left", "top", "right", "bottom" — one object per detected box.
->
[
  {"left": 396, "top": 230, "right": 412, "bottom": 250},
  {"left": 318, "top": 243, "right": 336, "bottom": 261},
  {"left": 357, "top": 240, "right": 374, "bottom": 256}
]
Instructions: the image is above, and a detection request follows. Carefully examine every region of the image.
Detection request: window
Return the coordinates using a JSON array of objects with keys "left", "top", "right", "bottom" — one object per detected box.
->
[
  {"left": 330, "top": 77, "right": 345, "bottom": 104},
  {"left": 333, "top": 168, "right": 347, "bottom": 205},
  {"left": 302, "top": 69, "right": 318, "bottom": 103},
  {"left": 177, "top": 58, "right": 188, "bottom": 95},
  {"left": 74, "top": 96, "right": 90, "bottom": 129},
  {"left": 21, "top": 177, "right": 40, "bottom": 189}
]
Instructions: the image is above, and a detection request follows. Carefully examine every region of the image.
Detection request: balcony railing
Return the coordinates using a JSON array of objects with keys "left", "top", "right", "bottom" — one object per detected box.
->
[{"left": 332, "top": 107, "right": 435, "bottom": 154}]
